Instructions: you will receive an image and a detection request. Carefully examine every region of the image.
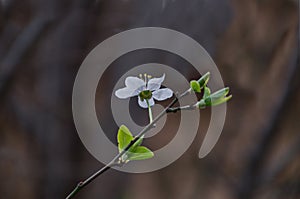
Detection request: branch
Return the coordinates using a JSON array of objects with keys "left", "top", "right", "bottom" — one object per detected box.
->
[
  {"left": 66, "top": 162, "right": 121, "bottom": 199},
  {"left": 236, "top": 24, "right": 298, "bottom": 199},
  {"left": 0, "top": 17, "right": 51, "bottom": 97},
  {"left": 65, "top": 89, "right": 192, "bottom": 199},
  {"left": 167, "top": 105, "right": 196, "bottom": 113}
]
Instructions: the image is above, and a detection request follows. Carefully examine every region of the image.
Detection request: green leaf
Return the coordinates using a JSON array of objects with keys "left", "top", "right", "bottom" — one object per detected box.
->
[
  {"left": 117, "top": 125, "right": 133, "bottom": 153},
  {"left": 210, "top": 87, "right": 229, "bottom": 99},
  {"left": 130, "top": 135, "right": 144, "bottom": 151},
  {"left": 190, "top": 80, "right": 201, "bottom": 93},
  {"left": 209, "top": 87, "right": 231, "bottom": 106},
  {"left": 197, "top": 72, "right": 210, "bottom": 88},
  {"left": 203, "top": 86, "right": 211, "bottom": 99},
  {"left": 127, "top": 146, "right": 154, "bottom": 161},
  {"left": 211, "top": 95, "right": 232, "bottom": 106}
]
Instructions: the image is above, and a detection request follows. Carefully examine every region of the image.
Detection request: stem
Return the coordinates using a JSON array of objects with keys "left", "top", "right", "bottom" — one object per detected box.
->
[
  {"left": 66, "top": 89, "right": 191, "bottom": 199},
  {"left": 66, "top": 162, "right": 120, "bottom": 199},
  {"left": 166, "top": 105, "right": 196, "bottom": 113},
  {"left": 146, "top": 99, "right": 153, "bottom": 123}
]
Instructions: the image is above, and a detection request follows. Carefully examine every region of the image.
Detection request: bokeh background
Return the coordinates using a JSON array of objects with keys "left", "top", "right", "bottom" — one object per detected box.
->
[{"left": 0, "top": 0, "right": 299, "bottom": 198}]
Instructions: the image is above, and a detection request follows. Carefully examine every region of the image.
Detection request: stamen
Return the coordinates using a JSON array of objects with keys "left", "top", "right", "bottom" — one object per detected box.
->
[
  {"left": 139, "top": 74, "right": 143, "bottom": 80},
  {"left": 144, "top": 73, "right": 148, "bottom": 84}
]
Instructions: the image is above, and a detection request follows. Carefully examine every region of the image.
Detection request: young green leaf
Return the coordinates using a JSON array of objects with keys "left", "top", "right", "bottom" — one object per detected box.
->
[
  {"left": 210, "top": 87, "right": 229, "bottom": 99},
  {"left": 197, "top": 87, "right": 232, "bottom": 109},
  {"left": 130, "top": 135, "right": 144, "bottom": 151},
  {"left": 203, "top": 86, "right": 211, "bottom": 99},
  {"left": 190, "top": 80, "right": 201, "bottom": 93},
  {"left": 127, "top": 146, "right": 154, "bottom": 161},
  {"left": 211, "top": 95, "right": 232, "bottom": 106},
  {"left": 197, "top": 72, "right": 210, "bottom": 88},
  {"left": 117, "top": 125, "right": 133, "bottom": 153}
]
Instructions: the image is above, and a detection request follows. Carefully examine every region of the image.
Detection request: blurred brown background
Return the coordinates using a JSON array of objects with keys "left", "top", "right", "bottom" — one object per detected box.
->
[{"left": 0, "top": 0, "right": 299, "bottom": 198}]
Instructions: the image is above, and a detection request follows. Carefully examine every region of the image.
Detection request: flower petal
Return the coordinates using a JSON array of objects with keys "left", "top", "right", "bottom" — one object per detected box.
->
[
  {"left": 147, "top": 74, "right": 165, "bottom": 91},
  {"left": 152, "top": 88, "right": 173, "bottom": 101},
  {"left": 138, "top": 97, "right": 155, "bottom": 108},
  {"left": 115, "top": 87, "right": 136, "bottom": 99},
  {"left": 125, "top": 76, "right": 146, "bottom": 90}
]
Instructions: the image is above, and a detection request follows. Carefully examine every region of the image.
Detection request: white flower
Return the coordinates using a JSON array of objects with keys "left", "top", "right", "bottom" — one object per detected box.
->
[{"left": 115, "top": 74, "right": 173, "bottom": 108}]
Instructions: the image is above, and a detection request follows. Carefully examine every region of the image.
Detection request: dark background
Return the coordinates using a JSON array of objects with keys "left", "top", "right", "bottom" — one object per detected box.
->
[{"left": 0, "top": 0, "right": 299, "bottom": 198}]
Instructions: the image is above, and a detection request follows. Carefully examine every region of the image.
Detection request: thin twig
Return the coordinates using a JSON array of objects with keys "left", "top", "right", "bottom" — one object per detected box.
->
[
  {"left": 236, "top": 25, "right": 298, "bottom": 199},
  {"left": 0, "top": 17, "right": 52, "bottom": 97},
  {"left": 66, "top": 89, "right": 192, "bottom": 199},
  {"left": 66, "top": 162, "right": 121, "bottom": 199},
  {"left": 166, "top": 105, "right": 196, "bottom": 113}
]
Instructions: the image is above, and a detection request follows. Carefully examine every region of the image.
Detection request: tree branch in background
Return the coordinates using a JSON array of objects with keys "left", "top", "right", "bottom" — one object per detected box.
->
[
  {"left": 0, "top": 17, "right": 52, "bottom": 97},
  {"left": 236, "top": 24, "right": 299, "bottom": 199}
]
